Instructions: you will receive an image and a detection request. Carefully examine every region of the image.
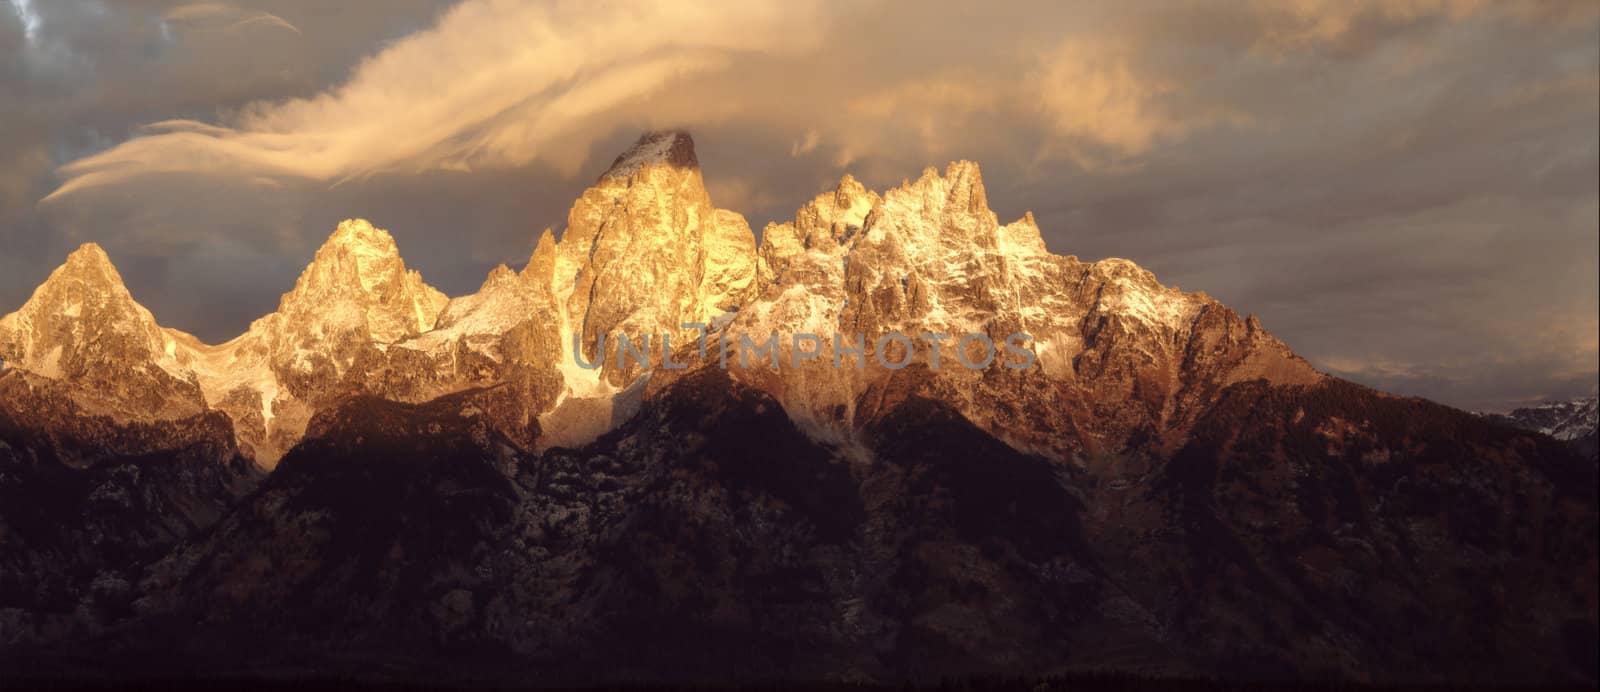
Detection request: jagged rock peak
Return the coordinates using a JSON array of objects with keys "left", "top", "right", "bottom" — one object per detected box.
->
[
  {"left": 0, "top": 242, "right": 204, "bottom": 418},
  {"left": 891, "top": 161, "right": 989, "bottom": 214},
  {"left": 522, "top": 228, "right": 558, "bottom": 289},
  {"left": 308, "top": 219, "right": 406, "bottom": 281},
  {"left": 553, "top": 130, "right": 756, "bottom": 387},
  {"left": 275, "top": 219, "right": 449, "bottom": 343},
  {"left": 0, "top": 244, "right": 140, "bottom": 316},
  {"left": 5, "top": 242, "right": 143, "bottom": 325},
  {"left": 833, "top": 173, "right": 870, "bottom": 207},
  {"left": 942, "top": 160, "right": 987, "bottom": 213},
  {"left": 481, "top": 263, "right": 518, "bottom": 289},
  {"left": 58, "top": 242, "right": 122, "bottom": 280},
  {"left": 998, "top": 211, "right": 1048, "bottom": 257},
  {"left": 323, "top": 217, "right": 399, "bottom": 252},
  {"left": 0, "top": 243, "right": 138, "bottom": 328},
  {"left": 756, "top": 173, "right": 881, "bottom": 285},
  {"left": 601, "top": 130, "right": 698, "bottom": 180}
]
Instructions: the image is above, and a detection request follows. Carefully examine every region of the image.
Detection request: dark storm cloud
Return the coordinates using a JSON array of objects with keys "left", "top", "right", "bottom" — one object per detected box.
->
[{"left": 1, "top": 0, "right": 1595, "bottom": 411}]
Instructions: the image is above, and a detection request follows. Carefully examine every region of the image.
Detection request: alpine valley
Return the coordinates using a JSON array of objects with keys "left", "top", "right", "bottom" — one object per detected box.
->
[{"left": 0, "top": 133, "right": 1595, "bottom": 686}]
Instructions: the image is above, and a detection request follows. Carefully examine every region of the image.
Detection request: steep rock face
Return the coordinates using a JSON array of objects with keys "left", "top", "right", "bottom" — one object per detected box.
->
[
  {"left": 551, "top": 131, "right": 758, "bottom": 389},
  {"left": 377, "top": 245, "right": 566, "bottom": 449},
  {"left": 0, "top": 244, "right": 204, "bottom": 421}
]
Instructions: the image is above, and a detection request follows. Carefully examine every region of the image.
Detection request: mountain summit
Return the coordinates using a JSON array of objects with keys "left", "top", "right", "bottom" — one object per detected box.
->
[
  {"left": 0, "top": 243, "right": 203, "bottom": 419},
  {"left": 278, "top": 218, "right": 448, "bottom": 344},
  {"left": 601, "top": 130, "right": 700, "bottom": 179},
  {"left": 553, "top": 128, "right": 757, "bottom": 389}
]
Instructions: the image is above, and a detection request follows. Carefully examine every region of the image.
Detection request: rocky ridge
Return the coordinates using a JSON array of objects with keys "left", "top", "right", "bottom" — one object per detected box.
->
[
  {"left": 702, "top": 161, "right": 1320, "bottom": 462},
  {"left": 1482, "top": 396, "right": 1599, "bottom": 460},
  {"left": 1, "top": 132, "right": 1318, "bottom": 470}
]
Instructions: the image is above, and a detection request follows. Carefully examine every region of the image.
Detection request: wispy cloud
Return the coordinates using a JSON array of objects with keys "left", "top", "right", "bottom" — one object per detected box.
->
[
  {"left": 49, "top": 0, "right": 1559, "bottom": 202},
  {"left": 163, "top": 3, "right": 302, "bottom": 36},
  {"left": 7, "top": 0, "right": 38, "bottom": 41},
  {"left": 45, "top": 0, "right": 827, "bottom": 200}
]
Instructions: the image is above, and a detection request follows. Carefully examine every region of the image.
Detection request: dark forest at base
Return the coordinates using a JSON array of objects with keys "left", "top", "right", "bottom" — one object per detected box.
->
[{"left": 3, "top": 674, "right": 1596, "bottom": 692}]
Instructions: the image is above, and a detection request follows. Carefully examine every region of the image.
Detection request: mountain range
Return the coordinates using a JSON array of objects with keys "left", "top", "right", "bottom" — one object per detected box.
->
[
  {"left": 1481, "top": 398, "right": 1598, "bottom": 461},
  {"left": 1, "top": 132, "right": 1595, "bottom": 686}
]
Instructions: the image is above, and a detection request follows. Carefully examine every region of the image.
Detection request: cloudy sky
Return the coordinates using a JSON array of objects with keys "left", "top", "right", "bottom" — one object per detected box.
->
[{"left": 2, "top": 0, "right": 1596, "bottom": 411}]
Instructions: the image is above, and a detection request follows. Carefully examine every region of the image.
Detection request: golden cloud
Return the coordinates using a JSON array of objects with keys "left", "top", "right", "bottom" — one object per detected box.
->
[{"left": 45, "top": 0, "right": 826, "bottom": 200}]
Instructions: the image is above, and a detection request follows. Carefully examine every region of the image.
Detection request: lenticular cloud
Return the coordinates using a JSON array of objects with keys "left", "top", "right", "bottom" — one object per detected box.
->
[{"left": 45, "top": 0, "right": 821, "bottom": 201}]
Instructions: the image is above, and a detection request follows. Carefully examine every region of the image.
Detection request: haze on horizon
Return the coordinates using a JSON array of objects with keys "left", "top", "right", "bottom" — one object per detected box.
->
[{"left": 1, "top": 0, "right": 1595, "bottom": 412}]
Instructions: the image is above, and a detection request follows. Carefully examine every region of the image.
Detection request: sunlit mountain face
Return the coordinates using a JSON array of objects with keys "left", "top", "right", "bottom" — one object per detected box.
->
[{"left": 1, "top": 3, "right": 1596, "bottom": 691}]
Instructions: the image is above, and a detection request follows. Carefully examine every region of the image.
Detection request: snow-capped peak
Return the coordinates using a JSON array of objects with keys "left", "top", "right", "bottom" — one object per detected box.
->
[
  {"left": 1484, "top": 397, "right": 1599, "bottom": 443},
  {"left": 601, "top": 130, "right": 698, "bottom": 180}
]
